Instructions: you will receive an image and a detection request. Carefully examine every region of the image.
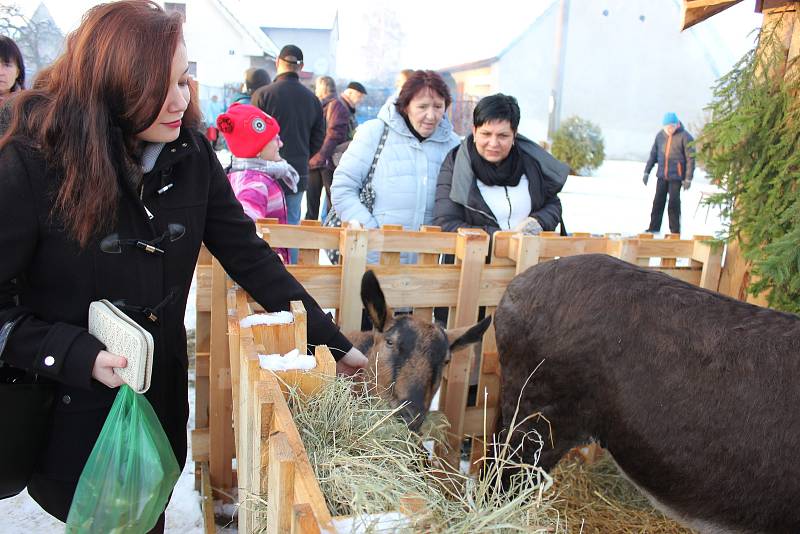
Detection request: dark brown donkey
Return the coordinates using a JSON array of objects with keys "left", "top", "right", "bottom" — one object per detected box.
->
[
  {"left": 494, "top": 254, "right": 800, "bottom": 534},
  {"left": 347, "top": 270, "right": 491, "bottom": 430}
]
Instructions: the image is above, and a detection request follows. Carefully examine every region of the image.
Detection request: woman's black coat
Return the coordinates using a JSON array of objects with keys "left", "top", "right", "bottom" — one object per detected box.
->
[
  {"left": 433, "top": 135, "right": 568, "bottom": 235},
  {"left": 0, "top": 127, "right": 352, "bottom": 519}
]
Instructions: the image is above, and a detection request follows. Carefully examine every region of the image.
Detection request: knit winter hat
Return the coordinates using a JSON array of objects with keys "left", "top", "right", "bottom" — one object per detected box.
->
[
  {"left": 217, "top": 103, "right": 280, "bottom": 158},
  {"left": 662, "top": 112, "right": 679, "bottom": 126}
]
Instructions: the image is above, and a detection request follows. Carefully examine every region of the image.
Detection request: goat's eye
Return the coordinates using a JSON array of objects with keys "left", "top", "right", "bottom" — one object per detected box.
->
[{"left": 385, "top": 338, "right": 394, "bottom": 347}]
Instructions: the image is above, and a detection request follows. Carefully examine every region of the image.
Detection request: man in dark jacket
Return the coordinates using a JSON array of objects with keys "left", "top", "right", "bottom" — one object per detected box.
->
[
  {"left": 306, "top": 76, "right": 349, "bottom": 221},
  {"left": 340, "top": 81, "right": 367, "bottom": 140},
  {"left": 252, "top": 45, "right": 324, "bottom": 232},
  {"left": 643, "top": 112, "right": 695, "bottom": 234}
]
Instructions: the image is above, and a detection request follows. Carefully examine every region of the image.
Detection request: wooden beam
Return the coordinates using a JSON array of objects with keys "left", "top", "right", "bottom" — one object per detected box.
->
[{"left": 681, "top": 0, "right": 744, "bottom": 31}]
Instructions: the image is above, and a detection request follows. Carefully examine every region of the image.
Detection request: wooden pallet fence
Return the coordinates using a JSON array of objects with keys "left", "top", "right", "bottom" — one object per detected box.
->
[{"left": 193, "top": 224, "right": 725, "bottom": 516}]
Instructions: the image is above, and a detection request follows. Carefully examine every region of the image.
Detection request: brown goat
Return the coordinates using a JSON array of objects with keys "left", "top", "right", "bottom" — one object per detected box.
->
[
  {"left": 347, "top": 270, "right": 491, "bottom": 430},
  {"left": 494, "top": 254, "right": 800, "bottom": 534}
]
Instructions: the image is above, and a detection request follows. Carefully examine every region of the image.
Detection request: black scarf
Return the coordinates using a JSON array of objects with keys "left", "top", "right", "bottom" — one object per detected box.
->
[
  {"left": 466, "top": 134, "right": 524, "bottom": 187},
  {"left": 401, "top": 113, "right": 427, "bottom": 142}
]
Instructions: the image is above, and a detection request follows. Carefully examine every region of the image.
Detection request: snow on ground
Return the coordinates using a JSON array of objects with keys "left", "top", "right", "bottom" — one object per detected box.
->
[{"left": 0, "top": 158, "right": 725, "bottom": 533}]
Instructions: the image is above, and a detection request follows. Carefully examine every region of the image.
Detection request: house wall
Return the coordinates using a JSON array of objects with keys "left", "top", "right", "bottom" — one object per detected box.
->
[
  {"left": 558, "top": 0, "right": 718, "bottom": 160},
  {"left": 496, "top": 3, "right": 559, "bottom": 145},
  {"left": 444, "top": 0, "right": 722, "bottom": 160},
  {"left": 177, "top": 0, "right": 264, "bottom": 89},
  {"left": 262, "top": 27, "right": 338, "bottom": 77}
]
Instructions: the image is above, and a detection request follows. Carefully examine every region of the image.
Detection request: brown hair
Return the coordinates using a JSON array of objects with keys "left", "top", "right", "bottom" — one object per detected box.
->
[
  {"left": 0, "top": 0, "right": 201, "bottom": 247},
  {"left": 394, "top": 70, "right": 452, "bottom": 115}
]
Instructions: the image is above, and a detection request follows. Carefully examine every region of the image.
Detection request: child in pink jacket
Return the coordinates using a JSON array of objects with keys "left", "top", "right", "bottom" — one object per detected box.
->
[{"left": 217, "top": 103, "right": 299, "bottom": 263}]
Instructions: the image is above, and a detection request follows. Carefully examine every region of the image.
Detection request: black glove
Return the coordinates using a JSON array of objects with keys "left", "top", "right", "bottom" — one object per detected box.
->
[{"left": 682, "top": 180, "right": 691, "bottom": 191}]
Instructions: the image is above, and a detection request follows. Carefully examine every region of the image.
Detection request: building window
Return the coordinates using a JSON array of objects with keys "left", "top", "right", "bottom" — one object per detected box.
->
[
  {"left": 165, "top": 2, "right": 186, "bottom": 22},
  {"left": 188, "top": 61, "right": 197, "bottom": 77}
]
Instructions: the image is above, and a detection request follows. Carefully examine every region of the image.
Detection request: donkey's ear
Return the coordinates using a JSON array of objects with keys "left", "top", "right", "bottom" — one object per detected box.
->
[
  {"left": 360, "top": 270, "right": 391, "bottom": 332},
  {"left": 446, "top": 315, "right": 492, "bottom": 355}
]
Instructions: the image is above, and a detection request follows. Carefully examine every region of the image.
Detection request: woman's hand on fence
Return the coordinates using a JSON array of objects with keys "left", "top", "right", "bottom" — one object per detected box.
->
[
  {"left": 337, "top": 346, "right": 368, "bottom": 376},
  {"left": 92, "top": 350, "right": 127, "bottom": 388},
  {"left": 513, "top": 217, "right": 544, "bottom": 236}
]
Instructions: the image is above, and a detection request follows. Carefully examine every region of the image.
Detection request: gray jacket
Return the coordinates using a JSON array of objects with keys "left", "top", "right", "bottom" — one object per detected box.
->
[{"left": 434, "top": 135, "right": 568, "bottom": 235}]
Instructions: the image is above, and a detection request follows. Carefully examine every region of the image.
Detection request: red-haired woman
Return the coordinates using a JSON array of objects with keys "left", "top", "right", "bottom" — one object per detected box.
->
[
  {"left": 331, "top": 70, "right": 460, "bottom": 258},
  {"left": 0, "top": 36, "right": 25, "bottom": 106},
  {"left": 0, "top": 1, "right": 366, "bottom": 528}
]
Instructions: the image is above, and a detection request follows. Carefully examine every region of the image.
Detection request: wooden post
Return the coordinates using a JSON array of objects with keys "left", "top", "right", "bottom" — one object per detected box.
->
[
  {"left": 298, "top": 220, "right": 322, "bottom": 265},
  {"left": 267, "top": 432, "right": 296, "bottom": 534},
  {"left": 291, "top": 301, "right": 308, "bottom": 355},
  {"left": 209, "top": 258, "right": 234, "bottom": 499},
  {"left": 292, "top": 503, "right": 321, "bottom": 534},
  {"left": 414, "top": 226, "right": 443, "bottom": 323},
  {"left": 692, "top": 236, "right": 724, "bottom": 291},
  {"left": 338, "top": 225, "right": 369, "bottom": 332},
  {"left": 194, "top": 247, "right": 212, "bottom": 489},
  {"left": 437, "top": 228, "right": 489, "bottom": 468},
  {"left": 660, "top": 233, "right": 681, "bottom": 268}
]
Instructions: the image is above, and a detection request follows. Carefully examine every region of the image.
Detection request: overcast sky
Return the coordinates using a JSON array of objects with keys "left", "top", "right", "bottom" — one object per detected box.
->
[{"left": 12, "top": 0, "right": 764, "bottom": 79}]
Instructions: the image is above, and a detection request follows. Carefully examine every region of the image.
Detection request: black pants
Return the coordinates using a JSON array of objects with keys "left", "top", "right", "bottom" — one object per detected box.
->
[
  {"left": 648, "top": 178, "right": 682, "bottom": 234},
  {"left": 305, "top": 167, "right": 334, "bottom": 221}
]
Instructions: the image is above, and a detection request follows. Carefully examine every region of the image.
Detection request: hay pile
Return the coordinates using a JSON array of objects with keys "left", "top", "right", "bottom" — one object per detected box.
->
[
  {"left": 549, "top": 455, "right": 695, "bottom": 533},
  {"left": 284, "top": 376, "right": 558, "bottom": 533},
  {"left": 262, "top": 374, "right": 693, "bottom": 533}
]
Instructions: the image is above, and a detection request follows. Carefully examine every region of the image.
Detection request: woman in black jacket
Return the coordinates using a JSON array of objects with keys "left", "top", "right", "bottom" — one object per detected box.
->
[
  {"left": 0, "top": 1, "right": 366, "bottom": 528},
  {"left": 434, "top": 94, "right": 568, "bottom": 237}
]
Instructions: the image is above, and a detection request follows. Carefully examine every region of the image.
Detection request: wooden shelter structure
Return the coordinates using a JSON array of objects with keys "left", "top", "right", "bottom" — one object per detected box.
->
[{"left": 682, "top": 0, "right": 798, "bottom": 305}]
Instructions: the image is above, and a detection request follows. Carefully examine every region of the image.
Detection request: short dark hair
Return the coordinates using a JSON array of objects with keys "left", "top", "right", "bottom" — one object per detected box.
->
[
  {"left": 244, "top": 67, "right": 270, "bottom": 93},
  {"left": 0, "top": 36, "right": 25, "bottom": 92},
  {"left": 394, "top": 70, "right": 451, "bottom": 115},
  {"left": 346, "top": 81, "right": 367, "bottom": 94},
  {"left": 473, "top": 94, "right": 520, "bottom": 131}
]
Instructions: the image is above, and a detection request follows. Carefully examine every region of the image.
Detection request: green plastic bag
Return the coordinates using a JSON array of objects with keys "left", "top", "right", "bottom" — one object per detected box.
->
[{"left": 66, "top": 385, "right": 179, "bottom": 533}]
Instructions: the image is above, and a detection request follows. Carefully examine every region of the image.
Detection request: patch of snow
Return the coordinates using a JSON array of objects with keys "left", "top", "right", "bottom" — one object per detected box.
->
[
  {"left": 258, "top": 348, "right": 317, "bottom": 371},
  {"left": 240, "top": 311, "right": 294, "bottom": 328},
  {"left": 328, "top": 512, "right": 409, "bottom": 533}
]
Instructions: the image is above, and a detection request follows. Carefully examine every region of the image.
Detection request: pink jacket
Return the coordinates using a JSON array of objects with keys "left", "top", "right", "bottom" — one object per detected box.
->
[{"left": 227, "top": 168, "right": 289, "bottom": 262}]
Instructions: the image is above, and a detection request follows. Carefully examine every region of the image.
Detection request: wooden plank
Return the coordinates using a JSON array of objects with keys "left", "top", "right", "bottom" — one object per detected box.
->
[
  {"left": 367, "top": 227, "right": 458, "bottom": 254},
  {"left": 510, "top": 234, "right": 541, "bottom": 275},
  {"left": 258, "top": 373, "right": 334, "bottom": 527},
  {"left": 536, "top": 236, "right": 610, "bottom": 258},
  {"left": 698, "top": 241, "right": 723, "bottom": 292},
  {"left": 636, "top": 238, "right": 694, "bottom": 259},
  {"left": 660, "top": 233, "right": 681, "bottom": 268},
  {"left": 196, "top": 265, "right": 212, "bottom": 312},
  {"left": 260, "top": 222, "right": 341, "bottom": 250},
  {"left": 413, "top": 226, "right": 443, "bottom": 323},
  {"left": 267, "top": 432, "right": 295, "bottom": 534},
  {"left": 681, "top": 0, "right": 743, "bottom": 31},
  {"left": 209, "top": 258, "right": 234, "bottom": 499},
  {"left": 378, "top": 226, "right": 402, "bottom": 266},
  {"left": 291, "top": 301, "right": 308, "bottom": 355},
  {"left": 281, "top": 266, "right": 342, "bottom": 308},
  {"left": 338, "top": 226, "right": 369, "bottom": 332},
  {"left": 192, "top": 428, "right": 209, "bottom": 462},
  {"left": 292, "top": 503, "right": 322, "bottom": 534},
  {"left": 438, "top": 229, "right": 489, "bottom": 468},
  {"left": 200, "top": 462, "right": 216, "bottom": 534}
]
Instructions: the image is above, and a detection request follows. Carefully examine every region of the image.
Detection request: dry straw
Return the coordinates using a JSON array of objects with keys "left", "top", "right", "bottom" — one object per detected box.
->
[{"left": 252, "top": 374, "right": 693, "bottom": 533}]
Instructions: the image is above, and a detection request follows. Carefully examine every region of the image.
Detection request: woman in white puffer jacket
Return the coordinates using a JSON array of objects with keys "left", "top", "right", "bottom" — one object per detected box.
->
[{"left": 331, "top": 70, "right": 460, "bottom": 236}]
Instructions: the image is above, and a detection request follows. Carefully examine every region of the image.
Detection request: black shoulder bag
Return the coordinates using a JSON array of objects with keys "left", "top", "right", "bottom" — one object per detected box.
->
[{"left": 323, "top": 123, "right": 389, "bottom": 264}]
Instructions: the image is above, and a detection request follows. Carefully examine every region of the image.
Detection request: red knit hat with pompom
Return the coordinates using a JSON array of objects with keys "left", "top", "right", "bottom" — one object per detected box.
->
[{"left": 217, "top": 103, "right": 280, "bottom": 158}]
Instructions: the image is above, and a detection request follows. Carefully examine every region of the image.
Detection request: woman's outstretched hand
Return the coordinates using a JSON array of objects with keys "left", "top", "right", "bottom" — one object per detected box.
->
[
  {"left": 92, "top": 350, "right": 127, "bottom": 388},
  {"left": 336, "top": 346, "right": 368, "bottom": 376}
]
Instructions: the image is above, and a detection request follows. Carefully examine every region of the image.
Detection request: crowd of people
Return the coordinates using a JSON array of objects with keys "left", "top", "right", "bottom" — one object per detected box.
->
[{"left": 0, "top": 0, "right": 696, "bottom": 530}]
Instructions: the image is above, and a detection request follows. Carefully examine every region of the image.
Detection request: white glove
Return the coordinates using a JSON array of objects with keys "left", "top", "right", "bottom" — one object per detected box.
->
[{"left": 513, "top": 217, "right": 544, "bottom": 236}]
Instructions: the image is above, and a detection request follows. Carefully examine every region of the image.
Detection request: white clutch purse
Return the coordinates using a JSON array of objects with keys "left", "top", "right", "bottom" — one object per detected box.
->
[{"left": 88, "top": 300, "right": 154, "bottom": 393}]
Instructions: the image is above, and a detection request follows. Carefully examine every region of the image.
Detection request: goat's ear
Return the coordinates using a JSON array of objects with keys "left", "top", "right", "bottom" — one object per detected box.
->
[
  {"left": 446, "top": 315, "right": 492, "bottom": 355},
  {"left": 360, "top": 270, "right": 391, "bottom": 332}
]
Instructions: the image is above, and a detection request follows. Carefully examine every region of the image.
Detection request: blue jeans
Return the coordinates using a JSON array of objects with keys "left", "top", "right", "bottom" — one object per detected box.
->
[{"left": 285, "top": 189, "right": 303, "bottom": 263}]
